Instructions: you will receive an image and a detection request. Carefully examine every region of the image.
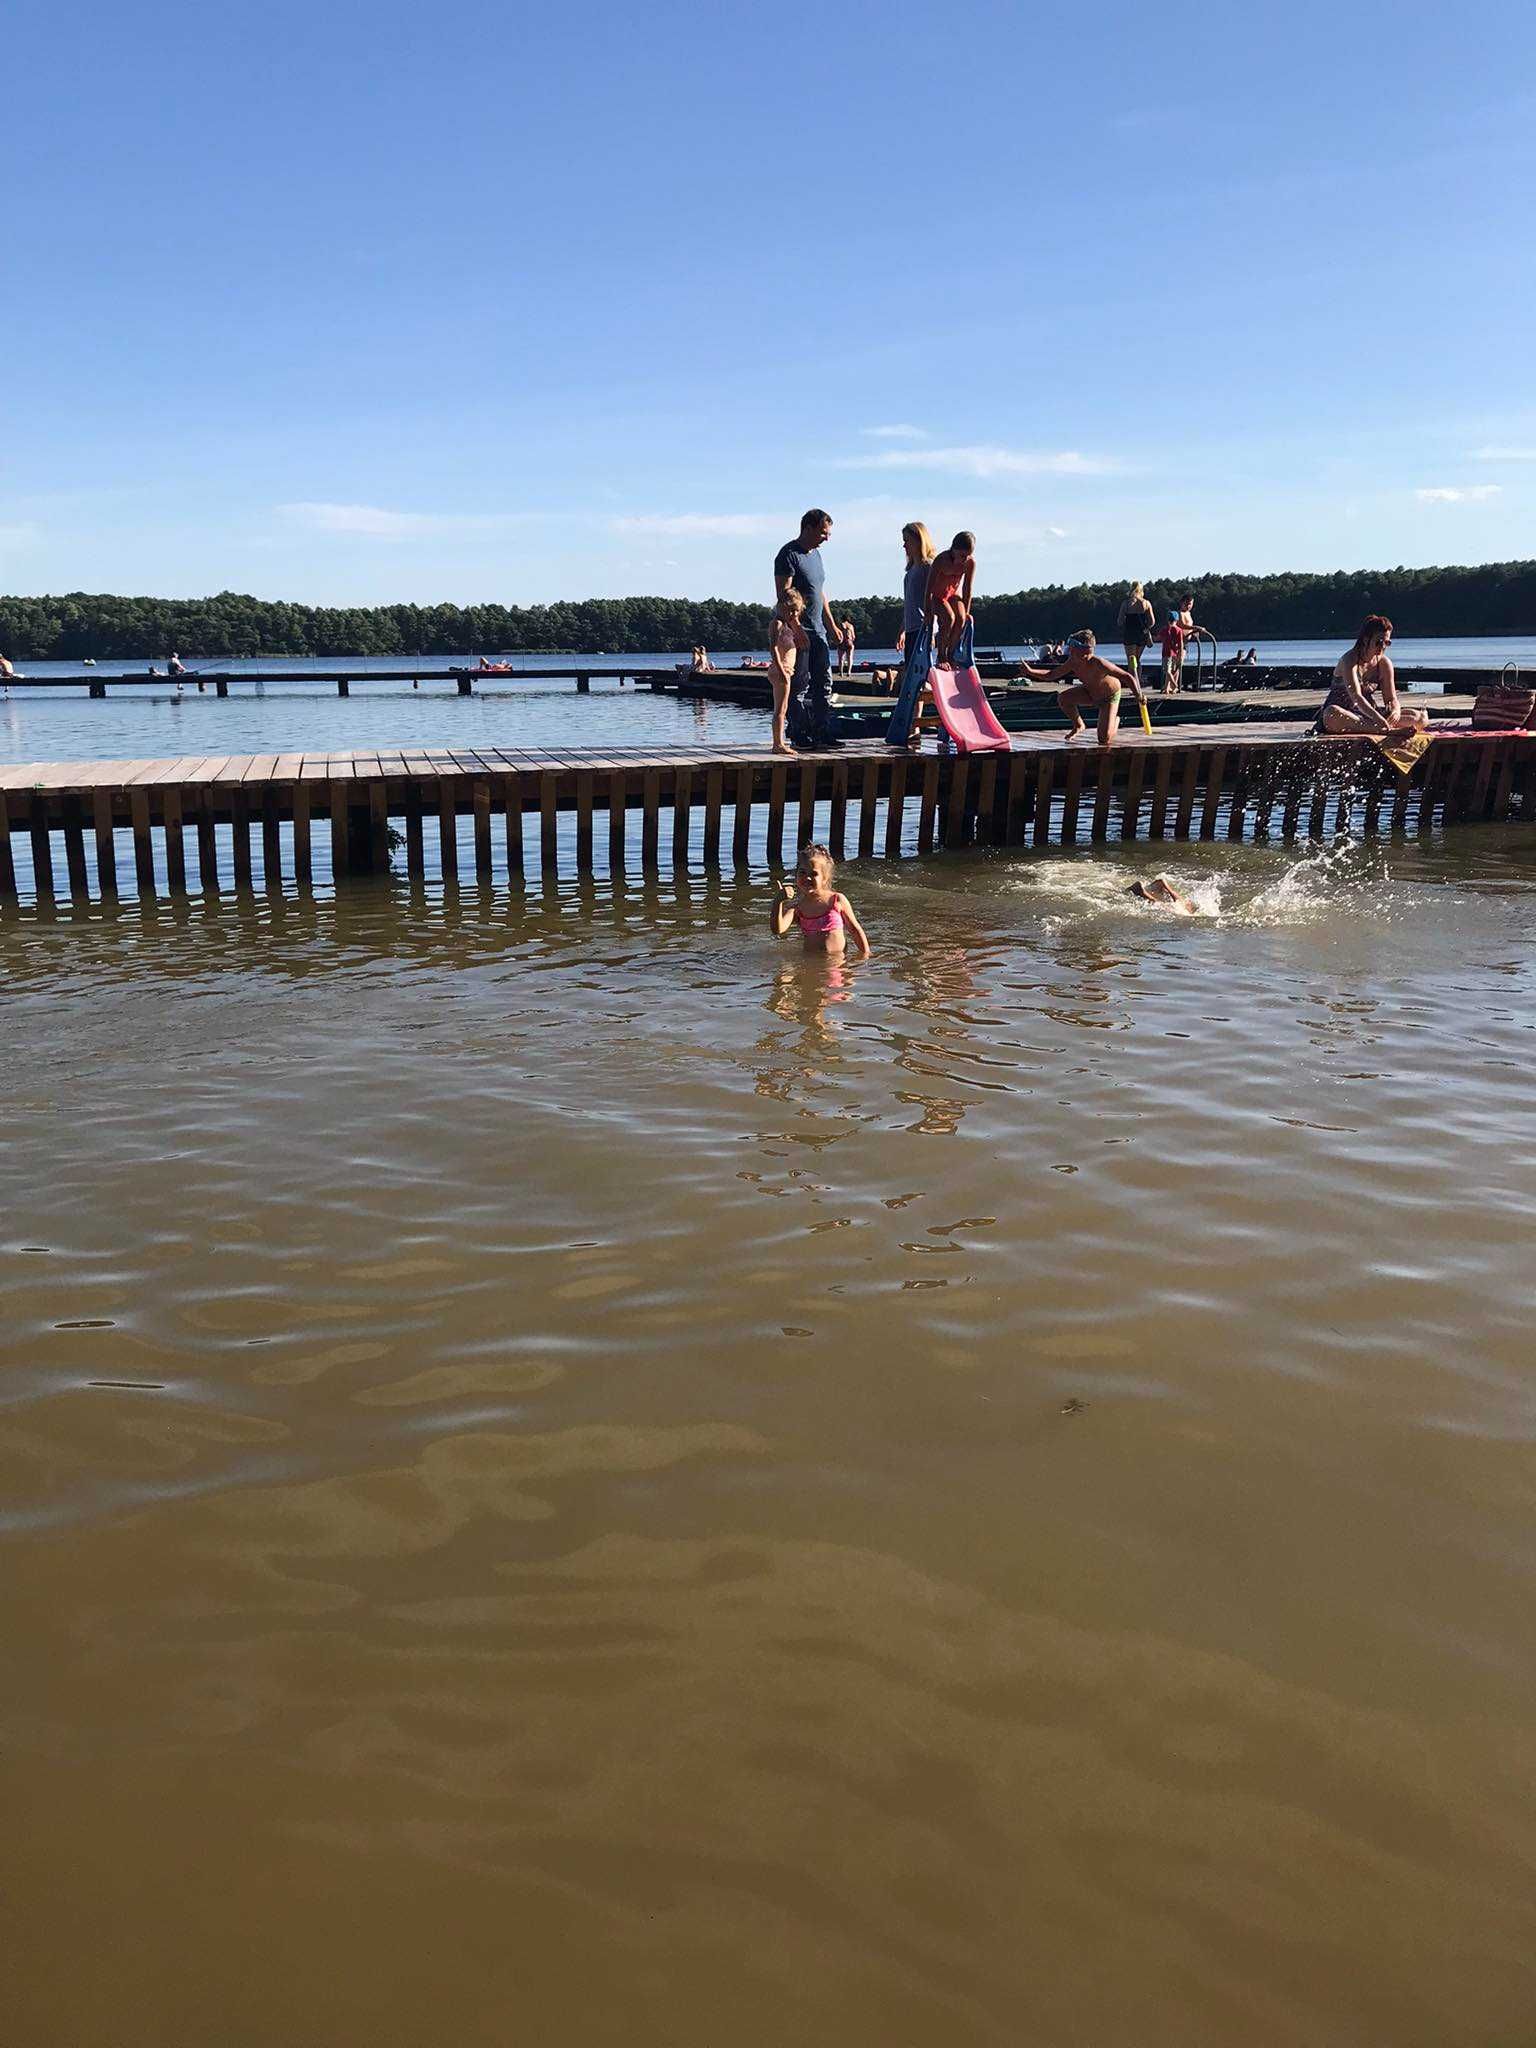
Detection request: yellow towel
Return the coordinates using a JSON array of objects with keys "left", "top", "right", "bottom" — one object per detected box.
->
[{"left": 1373, "top": 730, "right": 1432, "bottom": 778}]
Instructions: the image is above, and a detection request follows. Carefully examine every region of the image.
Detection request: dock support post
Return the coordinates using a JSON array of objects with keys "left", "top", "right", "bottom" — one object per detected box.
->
[
  {"left": 164, "top": 789, "right": 187, "bottom": 893},
  {"left": 457, "top": 675, "right": 473, "bottom": 696},
  {"left": 330, "top": 786, "right": 350, "bottom": 880},
  {"left": 0, "top": 792, "right": 16, "bottom": 907},
  {"left": 337, "top": 678, "right": 350, "bottom": 698},
  {"left": 92, "top": 789, "right": 117, "bottom": 898},
  {"left": 89, "top": 680, "right": 106, "bottom": 699},
  {"left": 26, "top": 794, "right": 51, "bottom": 901},
  {"left": 215, "top": 677, "right": 229, "bottom": 698},
  {"left": 576, "top": 675, "right": 591, "bottom": 694},
  {"left": 347, "top": 798, "right": 377, "bottom": 873}
]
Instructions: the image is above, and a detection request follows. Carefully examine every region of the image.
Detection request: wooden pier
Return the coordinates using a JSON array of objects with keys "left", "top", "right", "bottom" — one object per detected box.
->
[{"left": 1, "top": 724, "right": 1531, "bottom": 908}]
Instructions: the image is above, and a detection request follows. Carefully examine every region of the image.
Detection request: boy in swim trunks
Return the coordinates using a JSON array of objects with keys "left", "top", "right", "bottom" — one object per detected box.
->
[
  {"left": 924, "top": 531, "right": 976, "bottom": 665},
  {"left": 1021, "top": 629, "right": 1146, "bottom": 745}
]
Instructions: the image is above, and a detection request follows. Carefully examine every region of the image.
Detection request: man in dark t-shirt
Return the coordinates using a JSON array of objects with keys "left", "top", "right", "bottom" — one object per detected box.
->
[{"left": 773, "top": 508, "right": 842, "bottom": 749}]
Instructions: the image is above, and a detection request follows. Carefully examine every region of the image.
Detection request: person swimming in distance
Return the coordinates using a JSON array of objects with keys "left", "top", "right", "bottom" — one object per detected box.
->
[
  {"left": 1020, "top": 629, "right": 1146, "bottom": 745},
  {"left": 770, "top": 842, "right": 872, "bottom": 958},
  {"left": 1129, "top": 875, "right": 1197, "bottom": 915}
]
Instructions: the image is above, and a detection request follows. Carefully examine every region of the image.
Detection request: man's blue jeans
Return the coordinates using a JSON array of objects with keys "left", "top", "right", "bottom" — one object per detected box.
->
[{"left": 788, "top": 634, "right": 835, "bottom": 747}]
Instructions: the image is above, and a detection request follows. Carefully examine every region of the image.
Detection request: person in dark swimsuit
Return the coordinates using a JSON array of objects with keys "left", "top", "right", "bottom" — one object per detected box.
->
[{"left": 1314, "top": 616, "right": 1428, "bottom": 736}]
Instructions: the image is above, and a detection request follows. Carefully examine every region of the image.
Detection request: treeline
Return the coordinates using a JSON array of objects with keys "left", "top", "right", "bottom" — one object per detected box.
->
[{"left": 2, "top": 560, "right": 1532, "bottom": 659}]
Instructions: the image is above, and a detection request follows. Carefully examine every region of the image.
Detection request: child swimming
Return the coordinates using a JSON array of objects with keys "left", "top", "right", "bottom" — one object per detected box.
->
[
  {"left": 1020, "top": 629, "right": 1147, "bottom": 744},
  {"left": 1129, "top": 875, "right": 1197, "bottom": 915},
  {"left": 924, "top": 531, "right": 976, "bottom": 665},
  {"left": 770, "top": 843, "right": 872, "bottom": 958}
]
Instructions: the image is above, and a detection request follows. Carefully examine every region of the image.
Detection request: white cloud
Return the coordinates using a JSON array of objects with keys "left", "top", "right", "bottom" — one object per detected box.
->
[
  {"left": 276, "top": 502, "right": 523, "bottom": 539},
  {"left": 860, "top": 424, "right": 928, "bottom": 440},
  {"left": 1415, "top": 484, "right": 1502, "bottom": 504},
  {"left": 609, "top": 513, "right": 779, "bottom": 538},
  {"left": 1472, "top": 446, "right": 1536, "bottom": 461},
  {"left": 838, "top": 444, "right": 1115, "bottom": 479}
]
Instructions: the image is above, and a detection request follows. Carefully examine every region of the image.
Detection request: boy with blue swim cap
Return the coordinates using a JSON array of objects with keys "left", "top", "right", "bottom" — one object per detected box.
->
[{"left": 1019, "top": 628, "right": 1146, "bottom": 745}]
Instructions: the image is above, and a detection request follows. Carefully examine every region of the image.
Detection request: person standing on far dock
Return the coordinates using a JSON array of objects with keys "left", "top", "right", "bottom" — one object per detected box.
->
[
  {"left": 836, "top": 616, "right": 856, "bottom": 677},
  {"left": 1160, "top": 610, "right": 1189, "bottom": 693},
  {"left": 1117, "top": 582, "right": 1156, "bottom": 686},
  {"left": 774, "top": 509, "right": 842, "bottom": 749},
  {"left": 1169, "top": 592, "right": 1215, "bottom": 689}
]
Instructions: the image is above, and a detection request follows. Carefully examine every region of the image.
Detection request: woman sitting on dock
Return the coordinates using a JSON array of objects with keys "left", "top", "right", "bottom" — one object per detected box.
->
[{"left": 1315, "top": 616, "right": 1428, "bottom": 737}]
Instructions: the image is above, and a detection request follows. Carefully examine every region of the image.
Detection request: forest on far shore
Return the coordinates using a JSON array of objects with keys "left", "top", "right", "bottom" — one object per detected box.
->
[{"left": 2, "top": 559, "right": 1532, "bottom": 660}]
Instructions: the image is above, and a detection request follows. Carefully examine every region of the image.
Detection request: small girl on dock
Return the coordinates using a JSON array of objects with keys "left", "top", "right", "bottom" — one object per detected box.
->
[
  {"left": 925, "top": 532, "right": 977, "bottom": 665},
  {"left": 768, "top": 587, "right": 808, "bottom": 755},
  {"left": 771, "top": 843, "right": 872, "bottom": 958}
]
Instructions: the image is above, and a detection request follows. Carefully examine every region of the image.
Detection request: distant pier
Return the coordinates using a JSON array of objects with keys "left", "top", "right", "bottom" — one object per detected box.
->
[{"left": 1, "top": 664, "right": 677, "bottom": 698}]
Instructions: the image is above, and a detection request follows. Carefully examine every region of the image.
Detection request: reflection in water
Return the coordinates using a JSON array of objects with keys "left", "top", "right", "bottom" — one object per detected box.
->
[{"left": 5, "top": 833, "right": 1536, "bottom": 2046}]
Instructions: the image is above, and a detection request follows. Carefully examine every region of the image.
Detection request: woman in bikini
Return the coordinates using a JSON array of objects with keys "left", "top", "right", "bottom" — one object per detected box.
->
[
  {"left": 770, "top": 843, "right": 872, "bottom": 959},
  {"left": 924, "top": 531, "right": 976, "bottom": 665},
  {"left": 1315, "top": 615, "right": 1428, "bottom": 736}
]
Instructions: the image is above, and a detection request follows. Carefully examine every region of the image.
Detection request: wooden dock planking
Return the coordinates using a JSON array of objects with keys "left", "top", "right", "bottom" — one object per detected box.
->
[{"left": 0, "top": 727, "right": 1528, "bottom": 908}]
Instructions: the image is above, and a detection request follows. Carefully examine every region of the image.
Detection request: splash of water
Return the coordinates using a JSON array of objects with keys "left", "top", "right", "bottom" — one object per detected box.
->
[{"left": 1016, "top": 841, "right": 1391, "bottom": 930}]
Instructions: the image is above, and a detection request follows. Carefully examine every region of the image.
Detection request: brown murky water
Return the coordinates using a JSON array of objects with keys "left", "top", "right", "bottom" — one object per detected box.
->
[{"left": 4, "top": 833, "right": 1536, "bottom": 2047}]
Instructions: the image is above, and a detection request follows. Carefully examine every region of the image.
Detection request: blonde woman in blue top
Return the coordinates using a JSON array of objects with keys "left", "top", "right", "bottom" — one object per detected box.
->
[{"left": 886, "top": 521, "right": 936, "bottom": 748}]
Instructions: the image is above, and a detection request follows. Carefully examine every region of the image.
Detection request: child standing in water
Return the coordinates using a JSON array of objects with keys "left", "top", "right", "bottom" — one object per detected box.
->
[
  {"left": 924, "top": 531, "right": 976, "bottom": 665},
  {"left": 1021, "top": 629, "right": 1146, "bottom": 744},
  {"left": 771, "top": 843, "right": 872, "bottom": 958},
  {"left": 768, "top": 587, "right": 808, "bottom": 755}
]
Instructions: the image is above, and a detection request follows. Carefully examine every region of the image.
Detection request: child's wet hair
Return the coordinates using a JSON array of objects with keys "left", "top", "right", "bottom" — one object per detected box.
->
[
  {"left": 796, "top": 841, "right": 834, "bottom": 880},
  {"left": 951, "top": 531, "right": 975, "bottom": 553}
]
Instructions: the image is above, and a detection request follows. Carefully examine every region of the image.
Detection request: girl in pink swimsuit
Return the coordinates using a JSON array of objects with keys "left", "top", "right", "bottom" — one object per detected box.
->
[{"left": 770, "top": 844, "right": 872, "bottom": 958}]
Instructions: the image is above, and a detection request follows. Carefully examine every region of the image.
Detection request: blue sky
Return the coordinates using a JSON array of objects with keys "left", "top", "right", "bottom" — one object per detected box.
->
[{"left": 4, "top": 0, "right": 1534, "bottom": 608}]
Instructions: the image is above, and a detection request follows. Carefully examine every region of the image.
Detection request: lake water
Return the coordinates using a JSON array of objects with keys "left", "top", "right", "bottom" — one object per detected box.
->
[
  {"left": 4, "top": 825, "right": 1536, "bottom": 2045},
  {"left": 6, "top": 636, "right": 1536, "bottom": 774}
]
